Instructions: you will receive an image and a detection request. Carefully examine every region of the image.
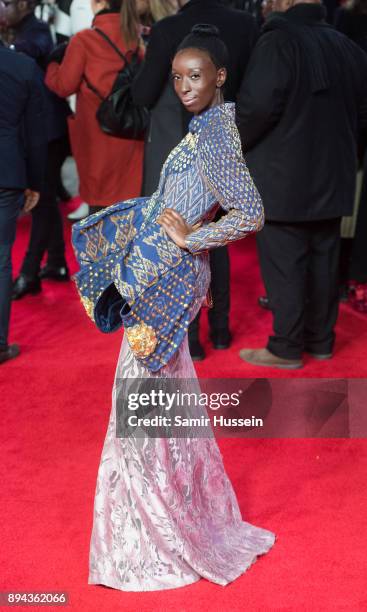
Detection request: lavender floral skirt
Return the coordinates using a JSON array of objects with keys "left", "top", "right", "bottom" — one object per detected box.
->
[{"left": 88, "top": 262, "right": 275, "bottom": 591}]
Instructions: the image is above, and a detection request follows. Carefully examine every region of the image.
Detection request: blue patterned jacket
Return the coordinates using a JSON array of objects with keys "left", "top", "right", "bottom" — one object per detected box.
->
[{"left": 72, "top": 103, "right": 264, "bottom": 371}]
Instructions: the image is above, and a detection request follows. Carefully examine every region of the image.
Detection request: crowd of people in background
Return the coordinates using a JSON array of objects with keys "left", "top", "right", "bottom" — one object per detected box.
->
[{"left": 1, "top": 0, "right": 367, "bottom": 366}]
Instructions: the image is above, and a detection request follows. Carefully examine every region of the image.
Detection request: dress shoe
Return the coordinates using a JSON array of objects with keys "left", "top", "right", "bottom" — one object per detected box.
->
[
  {"left": 305, "top": 351, "right": 332, "bottom": 360},
  {"left": 0, "top": 344, "right": 20, "bottom": 364},
  {"left": 210, "top": 328, "right": 232, "bottom": 349},
  {"left": 258, "top": 296, "right": 272, "bottom": 310},
  {"left": 189, "top": 338, "right": 205, "bottom": 361},
  {"left": 39, "top": 265, "right": 70, "bottom": 281},
  {"left": 12, "top": 274, "right": 41, "bottom": 300},
  {"left": 239, "top": 347, "right": 303, "bottom": 369},
  {"left": 67, "top": 202, "right": 89, "bottom": 221}
]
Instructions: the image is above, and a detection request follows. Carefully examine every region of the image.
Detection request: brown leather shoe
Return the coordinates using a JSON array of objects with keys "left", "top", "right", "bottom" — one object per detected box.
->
[{"left": 239, "top": 347, "right": 303, "bottom": 369}]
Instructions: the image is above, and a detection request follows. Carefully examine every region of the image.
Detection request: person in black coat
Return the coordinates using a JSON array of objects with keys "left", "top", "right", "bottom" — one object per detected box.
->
[
  {"left": 3, "top": 0, "right": 53, "bottom": 66},
  {"left": 335, "top": 0, "right": 367, "bottom": 299},
  {"left": 236, "top": 0, "right": 367, "bottom": 369},
  {"left": 132, "top": 0, "right": 259, "bottom": 360},
  {"left": 0, "top": 41, "right": 47, "bottom": 364},
  {"left": 2, "top": 1, "right": 71, "bottom": 299}
]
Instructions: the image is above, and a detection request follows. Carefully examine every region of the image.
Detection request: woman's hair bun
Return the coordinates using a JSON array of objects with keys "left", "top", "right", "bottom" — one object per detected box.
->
[
  {"left": 190, "top": 24, "right": 220, "bottom": 38},
  {"left": 176, "top": 23, "right": 228, "bottom": 70}
]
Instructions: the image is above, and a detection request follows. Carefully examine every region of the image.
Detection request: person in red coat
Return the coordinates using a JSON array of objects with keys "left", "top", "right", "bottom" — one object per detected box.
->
[{"left": 46, "top": 0, "right": 144, "bottom": 211}]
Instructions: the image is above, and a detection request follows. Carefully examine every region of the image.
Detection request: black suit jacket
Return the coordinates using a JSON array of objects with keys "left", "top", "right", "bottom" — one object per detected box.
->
[
  {"left": 0, "top": 44, "right": 47, "bottom": 191},
  {"left": 12, "top": 13, "right": 69, "bottom": 143},
  {"left": 132, "top": 0, "right": 258, "bottom": 107},
  {"left": 237, "top": 4, "right": 367, "bottom": 221},
  {"left": 13, "top": 13, "right": 53, "bottom": 68}
]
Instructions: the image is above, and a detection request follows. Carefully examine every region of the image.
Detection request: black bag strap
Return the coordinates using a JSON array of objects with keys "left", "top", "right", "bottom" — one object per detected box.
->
[
  {"left": 83, "top": 29, "right": 139, "bottom": 100},
  {"left": 93, "top": 27, "right": 129, "bottom": 64},
  {"left": 83, "top": 75, "right": 104, "bottom": 100}
]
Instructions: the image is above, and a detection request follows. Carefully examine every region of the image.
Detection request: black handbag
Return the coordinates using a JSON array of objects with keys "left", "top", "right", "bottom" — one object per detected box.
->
[{"left": 84, "top": 28, "right": 149, "bottom": 140}]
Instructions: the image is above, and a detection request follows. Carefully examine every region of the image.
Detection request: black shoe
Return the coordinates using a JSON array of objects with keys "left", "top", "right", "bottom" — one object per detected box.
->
[
  {"left": 12, "top": 274, "right": 41, "bottom": 300},
  {"left": 258, "top": 295, "right": 272, "bottom": 310},
  {"left": 210, "top": 329, "right": 232, "bottom": 350},
  {"left": 0, "top": 344, "right": 20, "bottom": 364},
  {"left": 39, "top": 265, "right": 70, "bottom": 281},
  {"left": 305, "top": 350, "right": 333, "bottom": 360},
  {"left": 189, "top": 338, "right": 205, "bottom": 361}
]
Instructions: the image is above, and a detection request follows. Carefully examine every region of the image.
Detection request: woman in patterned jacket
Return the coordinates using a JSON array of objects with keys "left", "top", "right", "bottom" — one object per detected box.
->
[{"left": 72, "top": 24, "right": 275, "bottom": 592}]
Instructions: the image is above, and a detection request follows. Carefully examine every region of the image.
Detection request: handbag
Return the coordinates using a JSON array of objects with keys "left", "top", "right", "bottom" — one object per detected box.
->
[{"left": 84, "top": 27, "right": 149, "bottom": 139}]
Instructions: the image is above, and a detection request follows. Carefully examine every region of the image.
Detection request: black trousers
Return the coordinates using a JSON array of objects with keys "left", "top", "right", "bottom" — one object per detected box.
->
[
  {"left": 21, "top": 136, "right": 69, "bottom": 278},
  {"left": 350, "top": 155, "right": 367, "bottom": 282},
  {"left": 189, "top": 245, "right": 230, "bottom": 338},
  {"left": 0, "top": 189, "right": 24, "bottom": 348},
  {"left": 257, "top": 219, "right": 341, "bottom": 359}
]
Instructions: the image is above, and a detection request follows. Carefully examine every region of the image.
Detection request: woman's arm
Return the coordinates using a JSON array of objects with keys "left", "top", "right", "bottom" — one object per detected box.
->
[
  {"left": 45, "top": 34, "right": 86, "bottom": 98},
  {"left": 184, "top": 110, "right": 264, "bottom": 255}
]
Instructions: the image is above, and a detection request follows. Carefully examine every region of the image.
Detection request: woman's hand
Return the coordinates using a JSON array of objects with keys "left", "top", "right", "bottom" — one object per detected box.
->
[{"left": 157, "top": 209, "right": 200, "bottom": 249}]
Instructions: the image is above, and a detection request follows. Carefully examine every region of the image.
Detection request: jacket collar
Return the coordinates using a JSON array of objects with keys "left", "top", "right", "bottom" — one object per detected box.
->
[
  {"left": 283, "top": 3, "right": 327, "bottom": 25},
  {"left": 180, "top": 0, "right": 223, "bottom": 13},
  {"left": 15, "top": 12, "right": 38, "bottom": 34},
  {"left": 189, "top": 102, "right": 234, "bottom": 134},
  {"left": 92, "top": 9, "right": 120, "bottom": 26}
]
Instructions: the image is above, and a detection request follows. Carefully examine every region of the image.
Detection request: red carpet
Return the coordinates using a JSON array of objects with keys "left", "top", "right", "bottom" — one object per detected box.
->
[{"left": 2, "top": 202, "right": 367, "bottom": 611}]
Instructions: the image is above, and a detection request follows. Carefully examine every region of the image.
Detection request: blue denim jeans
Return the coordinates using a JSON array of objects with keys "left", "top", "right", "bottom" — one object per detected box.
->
[{"left": 0, "top": 189, "right": 24, "bottom": 348}]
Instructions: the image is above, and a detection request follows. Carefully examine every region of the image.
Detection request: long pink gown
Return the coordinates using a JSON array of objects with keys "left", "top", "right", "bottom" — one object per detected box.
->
[{"left": 88, "top": 331, "right": 275, "bottom": 591}]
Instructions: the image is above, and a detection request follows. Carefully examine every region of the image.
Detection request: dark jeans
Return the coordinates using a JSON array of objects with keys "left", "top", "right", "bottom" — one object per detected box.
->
[
  {"left": 189, "top": 245, "right": 230, "bottom": 338},
  {"left": 21, "top": 136, "right": 69, "bottom": 277},
  {"left": 257, "top": 219, "right": 341, "bottom": 359},
  {"left": 0, "top": 189, "right": 24, "bottom": 348}
]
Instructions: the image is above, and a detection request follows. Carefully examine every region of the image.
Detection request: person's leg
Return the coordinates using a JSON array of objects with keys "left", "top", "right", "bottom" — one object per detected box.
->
[
  {"left": 338, "top": 237, "right": 353, "bottom": 300},
  {"left": 0, "top": 238, "right": 13, "bottom": 350},
  {"left": 188, "top": 310, "right": 205, "bottom": 361},
  {"left": 19, "top": 143, "right": 56, "bottom": 279},
  {"left": 304, "top": 218, "right": 341, "bottom": 357},
  {"left": 16, "top": 142, "right": 56, "bottom": 288},
  {"left": 208, "top": 245, "right": 231, "bottom": 348},
  {"left": 349, "top": 167, "right": 367, "bottom": 283},
  {"left": 188, "top": 244, "right": 230, "bottom": 359},
  {"left": 39, "top": 193, "right": 69, "bottom": 279},
  {"left": 43, "top": 136, "right": 70, "bottom": 273},
  {"left": 0, "top": 189, "right": 23, "bottom": 361},
  {"left": 15, "top": 139, "right": 68, "bottom": 296},
  {"left": 257, "top": 221, "right": 309, "bottom": 360}
]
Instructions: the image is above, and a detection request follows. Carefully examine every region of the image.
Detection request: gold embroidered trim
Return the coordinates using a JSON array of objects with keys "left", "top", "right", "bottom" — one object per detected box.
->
[{"left": 126, "top": 322, "right": 158, "bottom": 358}]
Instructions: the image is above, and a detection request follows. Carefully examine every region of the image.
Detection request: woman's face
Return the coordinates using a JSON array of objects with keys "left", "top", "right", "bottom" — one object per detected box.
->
[
  {"left": 90, "top": 0, "right": 109, "bottom": 16},
  {"left": 136, "top": 0, "right": 149, "bottom": 15},
  {"left": 171, "top": 48, "right": 226, "bottom": 115}
]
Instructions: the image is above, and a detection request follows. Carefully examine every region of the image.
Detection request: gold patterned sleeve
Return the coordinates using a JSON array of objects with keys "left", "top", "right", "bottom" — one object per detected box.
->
[{"left": 184, "top": 109, "right": 264, "bottom": 255}]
